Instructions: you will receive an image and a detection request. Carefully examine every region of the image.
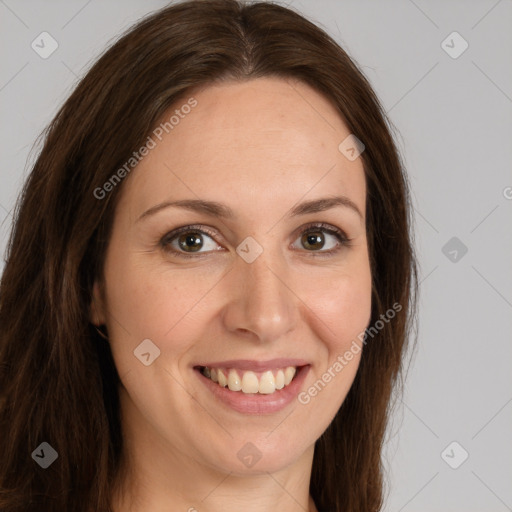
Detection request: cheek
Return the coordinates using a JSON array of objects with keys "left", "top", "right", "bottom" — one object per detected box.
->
[
  {"left": 308, "top": 263, "right": 372, "bottom": 353},
  {"left": 299, "top": 278, "right": 368, "bottom": 411},
  {"left": 293, "top": 264, "right": 371, "bottom": 429},
  {"left": 102, "top": 245, "right": 218, "bottom": 365}
]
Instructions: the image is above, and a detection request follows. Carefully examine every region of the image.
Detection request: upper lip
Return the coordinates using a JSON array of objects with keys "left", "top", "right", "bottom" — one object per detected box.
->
[{"left": 194, "top": 358, "right": 310, "bottom": 371}]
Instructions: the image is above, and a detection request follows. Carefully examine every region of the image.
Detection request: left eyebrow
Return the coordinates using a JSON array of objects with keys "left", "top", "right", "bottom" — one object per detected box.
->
[
  {"left": 288, "top": 196, "right": 363, "bottom": 221},
  {"left": 136, "top": 195, "right": 363, "bottom": 223}
]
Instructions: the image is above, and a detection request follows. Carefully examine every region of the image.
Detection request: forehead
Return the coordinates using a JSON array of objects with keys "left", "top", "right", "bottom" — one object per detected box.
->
[{"left": 121, "top": 77, "right": 366, "bottom": 223}]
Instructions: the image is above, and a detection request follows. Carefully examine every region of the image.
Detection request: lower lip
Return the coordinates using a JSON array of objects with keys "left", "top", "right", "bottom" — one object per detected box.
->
[{"left": 194, "top": 366, "right": 310, "bottom": 414}]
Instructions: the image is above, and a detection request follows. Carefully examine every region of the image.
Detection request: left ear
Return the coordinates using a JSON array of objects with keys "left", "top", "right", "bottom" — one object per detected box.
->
[{"left": 90, "top": 280, "right": 107, "bottom": 326}]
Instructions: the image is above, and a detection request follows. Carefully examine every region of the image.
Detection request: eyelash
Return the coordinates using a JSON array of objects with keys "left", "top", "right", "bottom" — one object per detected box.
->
[{"left": 159, "top": 222, "right": 353, "bottom": 259}]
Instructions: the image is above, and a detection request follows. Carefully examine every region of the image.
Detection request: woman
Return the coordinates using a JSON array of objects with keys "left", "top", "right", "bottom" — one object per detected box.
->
[{"left": 0, "top": 1, "right": 418, "bottom": 511}]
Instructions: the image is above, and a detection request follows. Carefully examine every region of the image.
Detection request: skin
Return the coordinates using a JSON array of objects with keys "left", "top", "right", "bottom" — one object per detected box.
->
[{"left": 91, "top": 77, "right": 372, "bottom": 512}]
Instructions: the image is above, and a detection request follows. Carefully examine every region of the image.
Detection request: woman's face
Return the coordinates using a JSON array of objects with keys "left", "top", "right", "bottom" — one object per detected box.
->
[{"left": 92, "top": 77, "right": 372, "bottom": 476}]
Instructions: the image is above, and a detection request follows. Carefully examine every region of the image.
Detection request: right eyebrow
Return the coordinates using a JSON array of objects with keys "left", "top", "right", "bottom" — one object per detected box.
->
[{"left": 137, "top": 199, "right": 234, "bottom": 223}]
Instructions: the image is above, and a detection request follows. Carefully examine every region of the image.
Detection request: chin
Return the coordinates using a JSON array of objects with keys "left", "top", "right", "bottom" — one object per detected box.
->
[{"left": 204, "top": 434, "right": 312, "bottom": 476}]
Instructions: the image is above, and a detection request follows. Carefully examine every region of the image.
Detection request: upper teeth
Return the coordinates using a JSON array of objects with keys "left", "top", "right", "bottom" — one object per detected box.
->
[{"left": 201, "top": 366, "right": 297, "bottom": 394}]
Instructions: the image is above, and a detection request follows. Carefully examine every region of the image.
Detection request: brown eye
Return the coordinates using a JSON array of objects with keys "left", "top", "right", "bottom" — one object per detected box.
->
[
  {"left": 161, "top": 226, "right": 224, "bottom": 258},
  {"left": 177, "top": 232, "right": 204, "bottom": 252},
  {"left": 291, "top": 223, "right": 350, "bottom": 256},
  {"left": 301, "top": 231, "right": 325, "bottom": 250}
]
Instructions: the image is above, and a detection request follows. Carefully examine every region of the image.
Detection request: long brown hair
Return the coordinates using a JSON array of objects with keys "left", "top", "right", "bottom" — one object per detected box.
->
[{"left": 0, "top": 1, "right": 418, "bottom": 510}]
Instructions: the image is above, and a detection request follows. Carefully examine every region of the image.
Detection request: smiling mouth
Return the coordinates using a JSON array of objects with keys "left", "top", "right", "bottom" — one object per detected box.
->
[{"left": 195, "top": 365, "right": 304, "bottom": 395}]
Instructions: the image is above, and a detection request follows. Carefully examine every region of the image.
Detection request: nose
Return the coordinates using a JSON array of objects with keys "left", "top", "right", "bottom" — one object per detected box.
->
[{"left": 221, "top": 250, "right": 299, "bottom": 344}]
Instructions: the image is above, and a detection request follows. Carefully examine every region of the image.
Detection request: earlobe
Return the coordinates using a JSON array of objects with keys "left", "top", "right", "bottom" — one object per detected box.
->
[{"left": 90, "top": 280, "right": 106, "bottom": 326}]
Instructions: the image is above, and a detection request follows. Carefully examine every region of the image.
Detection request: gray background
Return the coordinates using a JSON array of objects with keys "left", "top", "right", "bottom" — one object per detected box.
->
[{"left": 1, "top": 0, "right": 511, "bottom": 510}]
